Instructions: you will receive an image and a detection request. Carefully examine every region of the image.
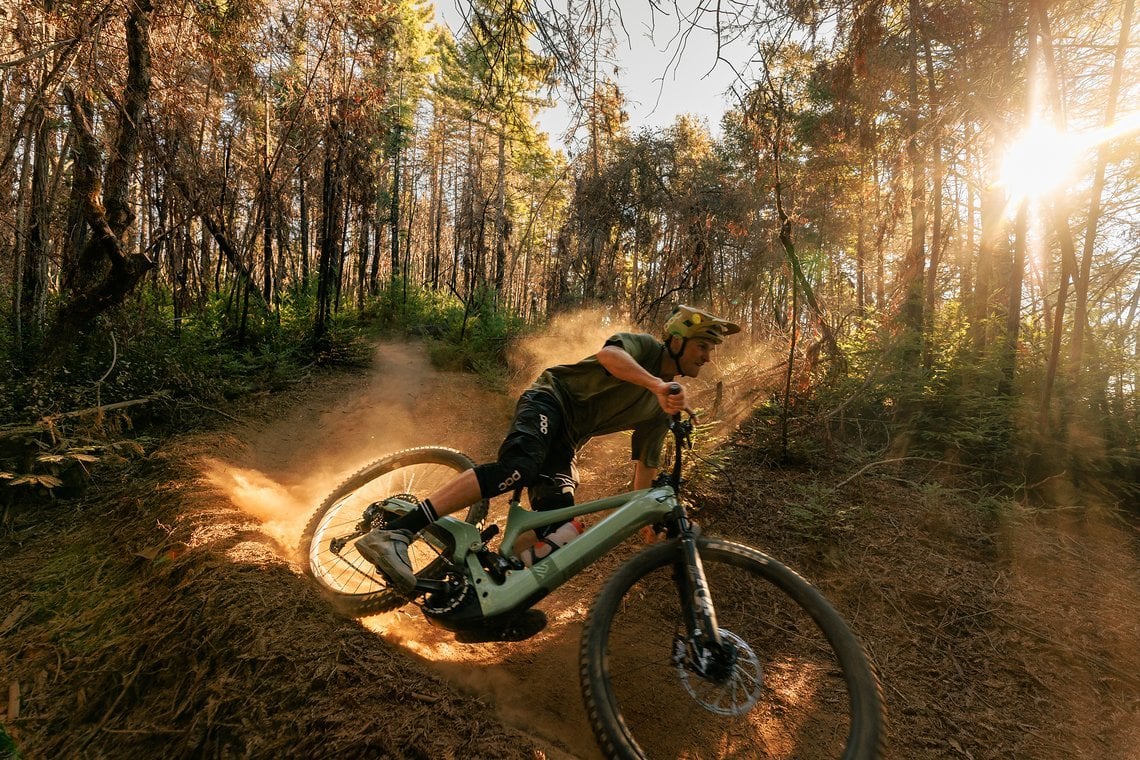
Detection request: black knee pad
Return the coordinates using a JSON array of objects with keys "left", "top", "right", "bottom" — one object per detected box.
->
[
  {"left": 474, "top": 459, "right": 540, "bottom": 498},
  {"left": 528, "top": 473, "right": 576, "bottom": 511}
]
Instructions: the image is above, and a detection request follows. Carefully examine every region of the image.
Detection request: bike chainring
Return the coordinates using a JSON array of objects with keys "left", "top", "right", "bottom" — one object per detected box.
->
[{"left": 417, "top": 568, "right": 471, "bottom": 616}]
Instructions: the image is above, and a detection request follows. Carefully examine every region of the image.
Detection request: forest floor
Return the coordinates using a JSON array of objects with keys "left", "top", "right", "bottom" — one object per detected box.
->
[{"left": 2, "top": 338, "right": 1139, "bottom": 759}]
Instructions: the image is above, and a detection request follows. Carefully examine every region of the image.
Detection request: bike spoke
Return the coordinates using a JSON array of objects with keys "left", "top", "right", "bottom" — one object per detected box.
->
[{"left": 304, "top": 452, "right": 484, "bottom": 612}]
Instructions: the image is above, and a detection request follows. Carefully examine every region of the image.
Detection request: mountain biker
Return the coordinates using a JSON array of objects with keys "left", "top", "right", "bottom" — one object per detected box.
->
[{"left": 356, "top": 304, "right": 741, "bottom": 593}]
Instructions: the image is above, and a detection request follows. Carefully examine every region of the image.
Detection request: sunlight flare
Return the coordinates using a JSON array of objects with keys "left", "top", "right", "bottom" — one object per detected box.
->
[
  {"left": 998, "top": 122, "right": 1083, "bottom": 203},
  {"left": 998, "top": 110, "right": 1140, "bottom": 211}
]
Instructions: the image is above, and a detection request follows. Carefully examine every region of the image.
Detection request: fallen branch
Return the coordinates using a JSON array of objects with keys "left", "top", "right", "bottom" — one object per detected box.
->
[
  {"left": 836, "top": 456, "right": 981, "bottom": 488},
  {"left": 42, "top": 395, "right": 160, "bottom": 423},
  {"left": 0, "top": 396, "right": 164, "bottom": 446}
]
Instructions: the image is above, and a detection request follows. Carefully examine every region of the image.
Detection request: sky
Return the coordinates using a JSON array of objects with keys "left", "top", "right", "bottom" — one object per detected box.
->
[{"left": 433, "top": 2, "right": 754, "bottom": 147}]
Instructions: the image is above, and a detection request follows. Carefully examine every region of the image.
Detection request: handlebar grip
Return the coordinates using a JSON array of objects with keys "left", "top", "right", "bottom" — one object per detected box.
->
[{"left": 667, "top": 382, "right": 682, "bottom": 395}]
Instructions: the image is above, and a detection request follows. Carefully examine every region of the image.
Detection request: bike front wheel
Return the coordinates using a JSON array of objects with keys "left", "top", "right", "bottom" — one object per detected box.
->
[
  {"left": 300, "top": 447, "right": 488, "bottom": 617},
  {"left": 580, "top": 537, "right": 883, "bottom": 759}
]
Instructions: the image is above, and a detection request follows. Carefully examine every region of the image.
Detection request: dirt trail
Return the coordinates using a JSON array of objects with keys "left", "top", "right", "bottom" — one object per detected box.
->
[
  {"left": 206, "top": 341, "right": 633, "bottom": 758},
  {"left": 10, "top": 334, "right": 1134, "bottom": 758},
  {"left": 201, "top": 338, "right": 1140, "bottom": 760}
]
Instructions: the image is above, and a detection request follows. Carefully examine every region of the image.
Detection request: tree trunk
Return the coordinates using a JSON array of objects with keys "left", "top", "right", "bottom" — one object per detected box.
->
[
  {"left": 494, "top": 129, "right": 507, "bottom": 297},
  {"left": 999, "top": 201, "right": 1028, "bottom": 395},
  {"left": 973, "top": 178, "right": 1004, "bottom": 352},
  {"left": 430, "top": 128, "right": 444, "bottom": 291},
  {"left": 1035, "top": 0, "right": 1082, "bottom": 428},
  {"left": 1070, "top": 0, "right": 1133, "bottom": 379},
  {"left": 334, "top": 182, "right": 350, "bottom": 314},
  {"left": 369, "top": 192, "right": 383, "bottom": 294},
  {"left": 20, "top": 109, "right": 51, "bottom": 357},
  {"left": 921, "top": 32, "right": 944, "bottom": 353},
  {"left": 856, "top": 152, "right": 869, "bottom": 315},
  {"left": 298, "top": 165, "right": 310, "bottom": 288},
  {"left": 390, "top": 122, "right": 402, "bottom": 283},
  {"left": 315, "top": 114, "right": 344, "bottom": 340},
  {"left": 42, "top": 2, "right": 156, "bottom": 365},
  {"left": 900, "top": 0, "right": 927, "bottom": 347},
  {"left": 357, "top": 202, "right": 371, "bottom": 311}
]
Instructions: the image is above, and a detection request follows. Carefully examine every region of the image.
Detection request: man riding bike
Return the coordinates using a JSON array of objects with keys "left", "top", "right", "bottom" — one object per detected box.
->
[{"left": 357, "top": 304, "right": 741, "bottom": 593}]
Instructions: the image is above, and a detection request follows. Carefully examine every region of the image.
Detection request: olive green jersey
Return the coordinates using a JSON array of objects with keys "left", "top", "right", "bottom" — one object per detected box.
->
[{"left": 528, "top": 332, "right": 671, "bottom": 468}]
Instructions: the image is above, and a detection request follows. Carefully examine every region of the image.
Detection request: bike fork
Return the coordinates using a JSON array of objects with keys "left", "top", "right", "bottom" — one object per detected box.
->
[{"left": 674, "top": 519, "right": 728, "bottom": 664}]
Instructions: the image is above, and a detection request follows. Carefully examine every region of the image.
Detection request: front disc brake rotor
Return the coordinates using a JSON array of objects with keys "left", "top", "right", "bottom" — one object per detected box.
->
[{"left": 673, "top": 629, "right": 764, "bottom": 716}]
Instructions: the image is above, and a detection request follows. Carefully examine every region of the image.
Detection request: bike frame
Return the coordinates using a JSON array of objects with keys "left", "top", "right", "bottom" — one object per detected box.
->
[
  {"left": 419, "top": 404, "right": 722, "bottom": 651},
  {"left": 426, "top": 484, "right": 679, "bottom": 619}
]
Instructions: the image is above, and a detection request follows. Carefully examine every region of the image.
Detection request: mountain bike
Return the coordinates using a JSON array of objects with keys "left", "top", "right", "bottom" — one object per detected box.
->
[{"left": 301, "top": 388, "right": 884, "bottom": 759}]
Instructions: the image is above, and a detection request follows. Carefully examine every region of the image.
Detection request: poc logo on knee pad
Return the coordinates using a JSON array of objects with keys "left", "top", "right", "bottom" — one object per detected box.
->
[
  {"left": 499, "top": 469, "right": 522, "bottom": 491},
  {"left": 539, "top": 414, "right": 549, "bottom": 434}
]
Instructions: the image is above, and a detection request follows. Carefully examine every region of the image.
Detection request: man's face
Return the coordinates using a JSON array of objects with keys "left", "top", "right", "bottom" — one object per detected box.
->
[{"left": 677, "top": 337, "right": 716, "bottom": 377}]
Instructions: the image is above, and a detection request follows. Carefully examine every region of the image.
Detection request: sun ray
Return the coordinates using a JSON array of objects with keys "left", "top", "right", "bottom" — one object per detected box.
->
[{"left": 998, "top": 110, "right": 1140, "bottom": 216}]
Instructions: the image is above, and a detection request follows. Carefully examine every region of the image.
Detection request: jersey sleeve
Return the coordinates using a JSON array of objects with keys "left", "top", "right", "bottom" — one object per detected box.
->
[{"left": 602, "top": 332, "right": 659, "bottom": 372}]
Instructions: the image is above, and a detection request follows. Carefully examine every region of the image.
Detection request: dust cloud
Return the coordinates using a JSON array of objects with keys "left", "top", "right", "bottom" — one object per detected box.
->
[
  {"left": 196, "top": 342, "right": 511, "bottom": 560},
  {"left": 508, "top": 307, "right": 635, "bottom": 391},
  {"left": 512, "top": 306, "right": 785, "bottom": 440},
  {"left": 198, "top": 317, "right": 782, "bottom": 550}
]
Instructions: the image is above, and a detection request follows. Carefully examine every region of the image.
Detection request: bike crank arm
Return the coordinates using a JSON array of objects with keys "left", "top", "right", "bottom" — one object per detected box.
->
[{"left": 413, "top": 578, "right": 450, "bottom": 594}]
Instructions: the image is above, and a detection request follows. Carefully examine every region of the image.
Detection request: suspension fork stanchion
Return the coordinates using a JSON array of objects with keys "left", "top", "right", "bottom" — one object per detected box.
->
[
  {"left": 665, "top": 396, "right": 726, "bottom": 654},
  {"left": 676, "top": 513, "right": 724, "bottom": 649}
]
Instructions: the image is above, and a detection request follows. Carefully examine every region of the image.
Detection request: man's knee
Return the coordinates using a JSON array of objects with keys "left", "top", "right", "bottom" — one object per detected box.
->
[
  {"left": 474, "top": 459, "right": 540, "bottom": 498},
  {"left": 528, "top": 473, "right": 576, "bottom": 511}
]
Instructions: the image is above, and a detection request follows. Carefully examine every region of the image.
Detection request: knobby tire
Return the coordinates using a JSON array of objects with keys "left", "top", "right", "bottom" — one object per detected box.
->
[{"left": 580, "top": 537, "right": 884, "bottom": 759}]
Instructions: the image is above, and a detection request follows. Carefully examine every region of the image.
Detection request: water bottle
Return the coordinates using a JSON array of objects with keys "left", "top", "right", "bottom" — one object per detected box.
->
[{"left": 518, "top": 519, "right": 584, "bottom": 567}]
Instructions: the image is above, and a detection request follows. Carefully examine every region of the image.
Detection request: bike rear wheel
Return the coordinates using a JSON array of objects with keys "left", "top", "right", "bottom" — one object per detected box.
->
[
  {"left": 580, "top": 537, "right": 883, "bottom": 759},
  {"left": 300, "top": 447, "right": 488, "bottom": 617}
]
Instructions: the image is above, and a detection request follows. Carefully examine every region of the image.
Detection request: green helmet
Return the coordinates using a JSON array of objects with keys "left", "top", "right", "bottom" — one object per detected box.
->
[{"left": 664, "top": 305, "right": 741, "bottom": 344}]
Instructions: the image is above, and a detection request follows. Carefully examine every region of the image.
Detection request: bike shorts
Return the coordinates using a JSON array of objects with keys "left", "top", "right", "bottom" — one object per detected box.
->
[{"left": 473, "top": 389, "right": 579, "bottom": 515}]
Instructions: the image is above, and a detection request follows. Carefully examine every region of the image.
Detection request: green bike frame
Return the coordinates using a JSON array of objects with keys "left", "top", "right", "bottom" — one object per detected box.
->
[{"left": 428, "top": 485, "right": 678, "bottom": 619}]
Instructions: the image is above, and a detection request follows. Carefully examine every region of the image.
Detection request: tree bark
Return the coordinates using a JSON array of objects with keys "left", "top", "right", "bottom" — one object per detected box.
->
[
  {"left": 900, "top": 0, "right": 927, "bottom": 347},
  {"left": 298, "top": 165, "right": 310, "bottom": 288},
  {"left": 42, "top": 2, "right": 156, "bottom": 364},
  {"left": 389, "top": 122, "right": 402, "bottom": 283},
  {"left": 315, "top": 114, "right": 344, "bottom": 340},
  {"left": 1070, "top": 0, "right": 1133, "bottom": 379},
  {"left": 921, "top": 32, "right": 944, "bottom": 341},
  {"left": 999, "top": 201, "right": 1028, "bottom": 396},
  {"left": 494, "top": 129, "right": 507, "bottom": 297},
  {"left": 1035, "top": 0, "right": 1082, "bottom": 427}
]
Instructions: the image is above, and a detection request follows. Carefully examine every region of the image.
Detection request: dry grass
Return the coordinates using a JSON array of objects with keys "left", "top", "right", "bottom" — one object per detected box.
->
[{"left": 0, "top": 433, "right": 539, "bottom": 759}]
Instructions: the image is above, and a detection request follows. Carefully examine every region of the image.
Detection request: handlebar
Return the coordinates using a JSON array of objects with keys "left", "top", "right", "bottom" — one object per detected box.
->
[
  {"left": 666, "top": 383, "right": 692, "bottom": 493},
  {"left": 666, "top": 382, "right": 683, "bottom": 423}
]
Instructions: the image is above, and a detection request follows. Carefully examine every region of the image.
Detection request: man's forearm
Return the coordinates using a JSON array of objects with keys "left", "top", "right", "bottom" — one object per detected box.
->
[{"left": 598, "top": 344, "right": 686, "bottom": 415}]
